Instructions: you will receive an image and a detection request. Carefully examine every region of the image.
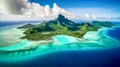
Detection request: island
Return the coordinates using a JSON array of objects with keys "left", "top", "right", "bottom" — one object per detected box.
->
[{"left": 18, "top": 14, "right": 115, "bottom": 41}]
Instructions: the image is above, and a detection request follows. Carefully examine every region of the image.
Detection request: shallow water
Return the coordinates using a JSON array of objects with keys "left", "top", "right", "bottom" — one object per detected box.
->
[{"left": 0, "top": 22, "right": 120, "bottom": 67}]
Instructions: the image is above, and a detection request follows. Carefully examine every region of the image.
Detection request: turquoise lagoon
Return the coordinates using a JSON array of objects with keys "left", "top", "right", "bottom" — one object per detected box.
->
[{"left": 0, "top": 24, "right": 120, "bottom": 63}]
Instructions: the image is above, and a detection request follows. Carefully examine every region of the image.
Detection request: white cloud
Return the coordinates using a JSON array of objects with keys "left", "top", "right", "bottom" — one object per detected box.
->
[
  {"left": 0, "top": 0, "right": 75, "bottom": 21},
  {"left": 44, "top": 5, "right": 51, "bottom": 17},
  {"left": 52, "top": 3, "right": 62, "bottom": 17},
  {"left": 85, "top": 13, "right": 90, "bottom": 18},
  {"left": 67, "top": 8, "right": 120, "bottom": 19},
  {"left": 51, "top": 3, "right": 75, "bottom": 18},
  {"left": 85, "top": 14, "right": 96, "bottom": 19},
  {"left": 92, "top": 15, "right": 96, "bottom": 19},
  {"left": 1, "top": 0, "right": 119, "bottom": 21}
]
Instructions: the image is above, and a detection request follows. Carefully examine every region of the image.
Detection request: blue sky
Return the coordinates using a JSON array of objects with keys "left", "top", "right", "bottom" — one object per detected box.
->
[
  {"left": 0, "top": 0, "right": 120, "bottom": 21},
  {"left": 29, "top": 0, "right": 120, "bottom": 8},
  {"left": 29, "top": 0, "right": 120, "bottom": 17}
]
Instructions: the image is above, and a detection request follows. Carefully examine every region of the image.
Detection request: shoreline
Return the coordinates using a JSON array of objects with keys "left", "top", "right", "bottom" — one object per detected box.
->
[{"left": 0, "top": 24, "right": 120, "bottom": 62}]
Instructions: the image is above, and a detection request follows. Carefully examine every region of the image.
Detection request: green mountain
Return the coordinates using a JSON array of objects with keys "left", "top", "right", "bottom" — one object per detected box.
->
[
  {"left": 92, "top": 21, "right": 115, "bottom": 28},
  {"left": 32, "top": 14, "right": 81, "bottom": 32},
  {"left": 17, "top": 23, "right": 35, "bottom": 29},
  {"left": 18, "top": 14, "right": 115, "bottom": 40}
]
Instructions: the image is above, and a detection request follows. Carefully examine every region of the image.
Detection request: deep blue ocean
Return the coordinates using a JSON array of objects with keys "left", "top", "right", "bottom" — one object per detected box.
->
[{"left": 0, "top": 22, "right": 120, "bottom": 67}]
